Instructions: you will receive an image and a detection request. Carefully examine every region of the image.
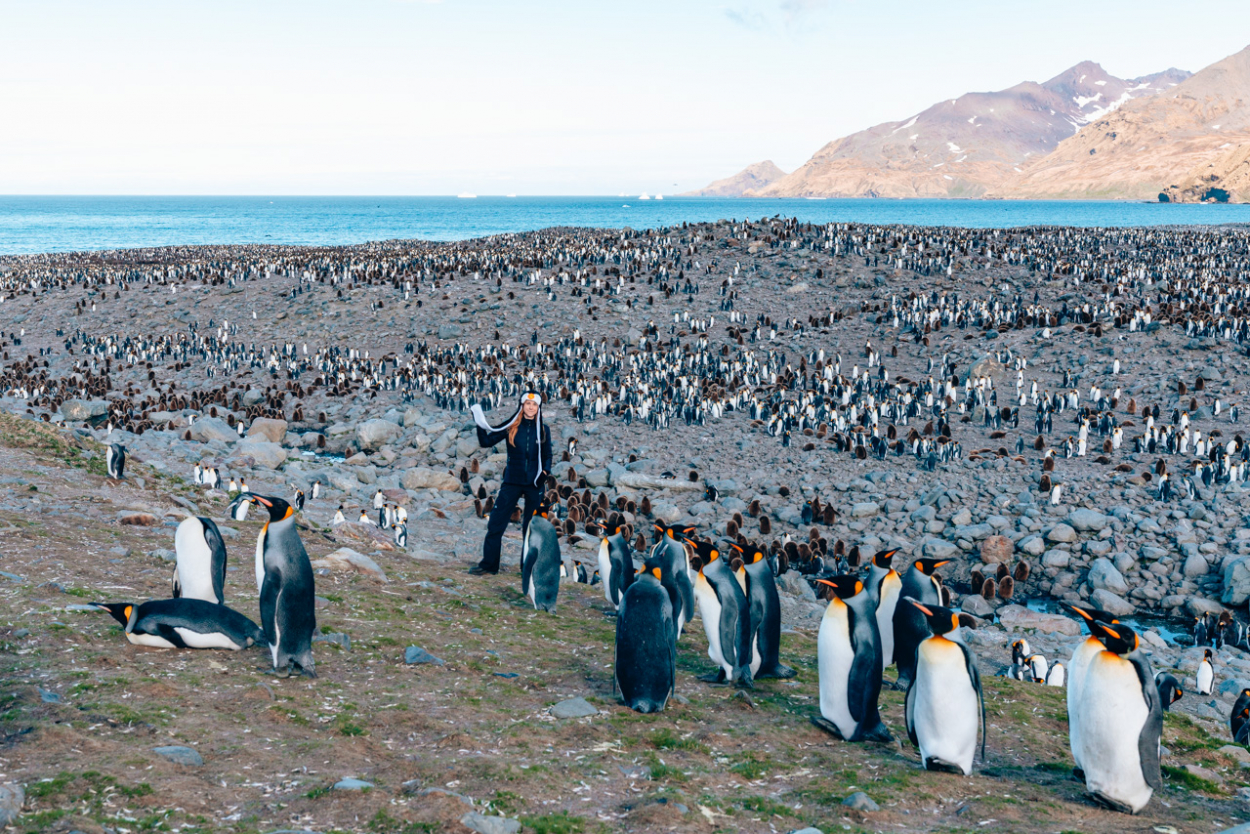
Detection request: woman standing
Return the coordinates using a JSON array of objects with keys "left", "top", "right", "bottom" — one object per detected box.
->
[{"left": 469, "top": 391, "right": 553, "bottom": 575}]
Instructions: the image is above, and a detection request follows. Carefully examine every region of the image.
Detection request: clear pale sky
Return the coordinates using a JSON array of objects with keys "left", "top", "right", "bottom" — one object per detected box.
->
[{"left": 2, "top": 0, "right": 1246, "bottom": 195}]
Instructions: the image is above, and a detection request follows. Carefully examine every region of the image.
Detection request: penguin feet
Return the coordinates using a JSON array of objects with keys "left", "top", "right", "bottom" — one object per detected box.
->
[
  {"left": 923, "top": 757, "right": 967, "bottom": 775},
  {"left": 888, "top": 677, "right": 912, "bottom": 692},
  {"left": 755, "top": 664, "right": 796, "bottom": 680},
  {"left": 698, "top": 671, "right": 728, "bottom": 684},
  {"left": 1089, "top": 791, "right": 1138, "bottom": 815},
  {"left": 809, "top": 715, "right": 847, "bottom": 740},
  {"left": 858, "top": 721, "right": 894, "bottom": 744},
  {"left": 1071, "top": 766, "right": 1086, "bottom": 783}
]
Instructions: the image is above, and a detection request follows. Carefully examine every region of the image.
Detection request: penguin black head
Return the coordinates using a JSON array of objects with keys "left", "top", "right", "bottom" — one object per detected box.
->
[
  {"left": 92, "top": 602, "right": 134, "bottom": 627},
  {"left": 815, "top": 575, "right": 864, "bottom": 600},
  {"left": 1060, "top": 601, "right": 1121, "bottom": 628},
  {"left": 229, "top": 493, "right": 295, "bottom": 522},
  {"left": 912, "top": 558, "right": 949, "bottom": 575},
  {"left": 533, "top": 496, "right": 555, "bottom": 520},
  {"left": 872, "top": 549, "right": 899, "bottom": 570},
  {"left": 1204, "top": 648, "right": 1214, "bottom": 661},
  {"left": 683, "top": 538, "right": 719, "bottom": 568},
  {"left": 1089, "top": 621, "right": 1139, "bottom": 656},
  {"left": 906, "top": 598, "right": 960, "bottom": 637}
]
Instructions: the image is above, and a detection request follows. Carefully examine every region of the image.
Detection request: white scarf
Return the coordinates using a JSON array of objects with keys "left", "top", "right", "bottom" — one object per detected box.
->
[{"left": 471, "top": 392, "right": 545, "bottom": 486}]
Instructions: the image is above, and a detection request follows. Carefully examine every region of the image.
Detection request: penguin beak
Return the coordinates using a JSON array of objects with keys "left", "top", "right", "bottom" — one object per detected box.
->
[{"left": 908, "top": 599, "right": 934, "bottom": 616}]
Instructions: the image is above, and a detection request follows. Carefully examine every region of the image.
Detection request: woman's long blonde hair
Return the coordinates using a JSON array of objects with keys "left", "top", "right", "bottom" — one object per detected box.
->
[{"left": 507, "top": 411, "right": 523, "bottom": 446}]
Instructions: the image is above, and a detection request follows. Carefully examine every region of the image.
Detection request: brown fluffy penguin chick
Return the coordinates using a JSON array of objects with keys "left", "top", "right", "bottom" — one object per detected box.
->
[
  {"left": 1039, "top": 473, "right": 1052, "bottom": 493},
  {"left": 635, "top": 533, "right": 647, "bottom": 552},
  {"left": 997, "top": 575, "right": 1015, "bottom": 601},
  {"left": 726, "top": 519, "right": 739, "bottom": 538},
  {"left": 996, "top": 563, "right": 1009, "bottom": 581},
  {"left": 483, "top": 496, "right": 494, "bottom": 515},
  {"left": 970, "top": 568, "right": 985, "bottom": 590},
  {"left": 822, "top": 505, "right": 836, "bottom": 525},
  {"left": 1043, "top": 456, "right": 1055, "bottom": 472},
  {"left": 640, "top": 496, "right": 652, "bottom": 516},
  {"left": 474, "top": 498, "right": 484, "bottom": 518},
  {"left": 747, "top": 499, "right": 761, "bottom": 517},
  {"left": 847, "top": 545, "right": 861, "bottom": 568},
  {"left": 1014, "top": 560, "right": 1031, "bottom": 582},
  {"left": 980, "top": 578, "right": 997, "bottom": 600},
  {"left": 477, "top": 484, "right": 488, "bottom": 500},
  {"left": 759, "top": 515, "right": 771, "bottom": 535}
]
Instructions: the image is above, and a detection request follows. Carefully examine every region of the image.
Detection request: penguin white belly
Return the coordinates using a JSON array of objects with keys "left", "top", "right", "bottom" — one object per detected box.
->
[
  {"left": 598, "top": 539, "right": 615, "bottom": 607},
  {"left": 1077, "top": 654, "right": 1153, "bottom": 813},
  {"left": 270, "top": 588, "right": 283, "bottom": 668},
  {"left": 1197, "top": 661, "right": 1214, "bottom": 695},
  {"left": 1067, "top": 638, "right": 1102, "bottom": 770},
  {"left": 174, "top": 627, "right": 243, "bottom": 650},
  {"left": 126, "top": 632, "right": 178, "bottom": 649},
  {"left": 817, "top": 600, "right": 856, "bottom": 738},
  {"left": 694, "top": 578, "right": 729, "bottom": 676},
  {"left": 174, "top": 522, "right": 217, "bottom": 603},
  {"left": 912, "top": 638, "right": 978, "bottom": 774},
  {"left": 876, "top": 579, "right": 900, "bottom": 666},
  {"left": 254, "top": 529, "right": 267, "bottom": 591},
  {"left": 749, "top": 633, "right": 761, "bottom": 677}
]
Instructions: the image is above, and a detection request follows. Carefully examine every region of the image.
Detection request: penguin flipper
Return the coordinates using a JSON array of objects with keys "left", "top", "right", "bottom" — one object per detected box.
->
[
  {"left": 145, "top": 621, "right": 189, "bottom": 649},
  {"left": 201, "top": 518, "right": 228, "bottom": 606},
  {"left": 258, "top": 571, "right": 280, "bottom": 648},
  {"left": 1131, "top": 654, "right": 1164, "bottom": 791},
  {"left": 957, "top": 640, "right": 987, "bottom": 763},
  {"left": 904, "top": 676, "right": 919, "bottom": 748}
]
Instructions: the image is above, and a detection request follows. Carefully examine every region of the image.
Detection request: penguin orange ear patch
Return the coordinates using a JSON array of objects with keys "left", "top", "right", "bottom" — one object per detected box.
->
[
  {"left": 123, "top": 605, "right": 132, "bottom": 620},
  {"left": 651, "top": 567, "right": 662, "bottom": 580}
]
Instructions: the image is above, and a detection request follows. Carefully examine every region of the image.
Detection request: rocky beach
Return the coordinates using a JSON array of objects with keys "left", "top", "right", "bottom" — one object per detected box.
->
[{"left": 4, "top": 216, "right": 1250, "bottom": 833}]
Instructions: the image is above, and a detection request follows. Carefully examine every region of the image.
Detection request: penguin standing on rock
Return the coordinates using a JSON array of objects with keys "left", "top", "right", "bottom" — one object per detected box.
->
[
  {"left": 904, "top": 599, "right": 985, "bottom": 775},
  {"left": 392, "top": 522, "right": 408, "bottom": 549},
  {"left": 229, "top": 493, "right": 317, "bottom": 677},
  {"left": 598, "top": 528, "right": 636, "bottom": 610},
  {"left": 892, "top": 559, "right": 949, "bottom": 689},
  {"left": 614, "top": 562, "right": 676, "bottom": 713},
  {"left": 812, "top": 575, "right": 891, "bottom": 742},
  {"left": 106, "top": 443, "right": 126, "bottom": 480},
  {"left": 93, "top": 599, "right": 263, "bottom": 651},
  {"left": 521, "top": 498, "right": 561, "bottom": 612},
  {"left": 172, "top": 516, "right": 228, "bottom": 605},
  {"left": 737, "top": 544, "right": 795, "bottom": 679},
  {"left": 1197, "top": 648, "right": 1215, "bottom": 695},
  {"left": 1070, "top": 621, "right": 1162, "bottom": 815},
  {"left": 687, "top": 538, "right": 753, "bottom": 687}
]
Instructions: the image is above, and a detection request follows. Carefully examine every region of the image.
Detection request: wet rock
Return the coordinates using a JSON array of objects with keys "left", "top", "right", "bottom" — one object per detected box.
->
[
  {"left": 923, "top": 539, "right": 960, "bottom": 561},
  {"left": 61, "top": 399, "right": 110, "bottom": 421},
  {"left": 1090, "top": 589, "right": 1135, "bottom": 616},
  {"left": 153, "top": 745, "right": 204, "bottom": 766},
  {"left": 776, "top": 570, "right": 816, "bottom": 601},
  {"left": 961, "top": 594, "right": 995, "bottom": 618},
  {"left": 1018, "top": 535, "right": 1046, "bottom": 556},
  {"left": 550, "top": 697, "right": 598, "bottom": 719}
]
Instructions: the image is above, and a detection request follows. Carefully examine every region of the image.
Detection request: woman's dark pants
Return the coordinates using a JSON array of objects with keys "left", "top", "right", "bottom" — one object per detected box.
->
[{"left": 479, "top": 482, "right": 543, "bottom": 573}]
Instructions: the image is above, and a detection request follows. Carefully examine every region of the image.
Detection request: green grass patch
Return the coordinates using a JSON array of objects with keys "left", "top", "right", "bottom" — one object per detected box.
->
[
  {"left": 729, "top": 752, "right": 771, "bottom": 780},
  {"left": 648, "top": 728, "right": 703, "bottom": 752},
  {"left": 739, "top": 795, "right": 796, "bottom": 818},
  {"left": 1162, "top": 764, "right": 1224, "bottom": 794}
]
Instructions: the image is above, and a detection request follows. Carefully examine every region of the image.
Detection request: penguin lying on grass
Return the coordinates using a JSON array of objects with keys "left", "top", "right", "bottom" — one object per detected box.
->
[{"left": 93, "top": 599, "right": 263, "bottom": 651}]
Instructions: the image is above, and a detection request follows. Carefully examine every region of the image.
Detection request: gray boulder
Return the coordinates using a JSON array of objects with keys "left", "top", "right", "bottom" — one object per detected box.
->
[
  {"left": 1090, "top": 589, "right": 1135, "bottom": 616},
  {"left": 0, "top": 783, "right": 23, "bottom": 827},
  {"left": 461, "top": 812, "right": 521, "bottom": 834},
  {"left": 1224, "top": 557, "right": 1250, "bottom": 605},
  {"left": 233, "top": 439, "right": 287, "bottom": 469},
  {"left": 189, "top": 416, "right": 237, "bottom": 444},
  {"left": 356, "top": 418, "right": 402, "bottom": 451},
  {"left": 1067, "top": 509, "right": 1111, "bottom": 532},
  {"left": 248, "top": 417, "right": 288, "bottom": 444},
  {"left": 153, "top": 745, "right": 204, "bottom": 766},
  {"left": 1046, "top": 523, "right": 1078, "bottom": 543},
  {"left": 60, "top": 399, "right": 109, "bottom": 421},
  {"left": 1087, "top": 558, "right": 1129, "bottom": 595},
  {"left": 402, "top": 466, "right": 461, "bottom": 492}
]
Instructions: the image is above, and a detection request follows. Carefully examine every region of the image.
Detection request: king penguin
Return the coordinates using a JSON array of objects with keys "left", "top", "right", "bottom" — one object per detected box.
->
[
  {"left": 892, "top": 558, "right": 949, "bottom": 689},
  {"left": 172, "top": 515, "right": 228, "bottom": 605},
  {"left": 1197, "top": 648, "right": 1215, "bottom": 695},
  {"left": 106, "top": 443, "right": 127, "bottom": 480},
  {"left": 737, "top": 544, "right": 795, "bottom": 679},
  {"left": 904, "top": 599, "right": 985, "bottom": 775},
  {"left": 687, "top": 538, "right": 753, "bottom": 687},
  {"left": 1061, "top": 602, "right": 1123, "bottom": 780},
  {"left": 521, "top": 498, "right": 561, "bottom": 613},
  {"left": 1155, "top": 672, "right": 1183, "bottom": 711},
  {"left": 598, "top": 527, "right": 636, "bottom": 610},
  {"left": 867, "top": 549, "right": 902, "bottom": 669},
  {"left": 1070, "top": 621, "right": 1162, "bottom": 814},
  {"left": 229, "top": 493, "right": 317, "bottom": 677},
  {"left": 614, "top": 562, "right": 677, "bottom": 713},
  {"left": 812, "top": 575, "right": 891, "bottom": 742},
  {"left": 650, "top": 524, "right": 695, "bottom": 637},
  {"left": 93, "top": 599, "right": 263, "bottom": 651}
]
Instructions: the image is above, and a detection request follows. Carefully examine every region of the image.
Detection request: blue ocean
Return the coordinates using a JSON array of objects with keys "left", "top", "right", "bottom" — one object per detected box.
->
[{"left": 0, "top": 195, "right": 1246, "bottom": 256}]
